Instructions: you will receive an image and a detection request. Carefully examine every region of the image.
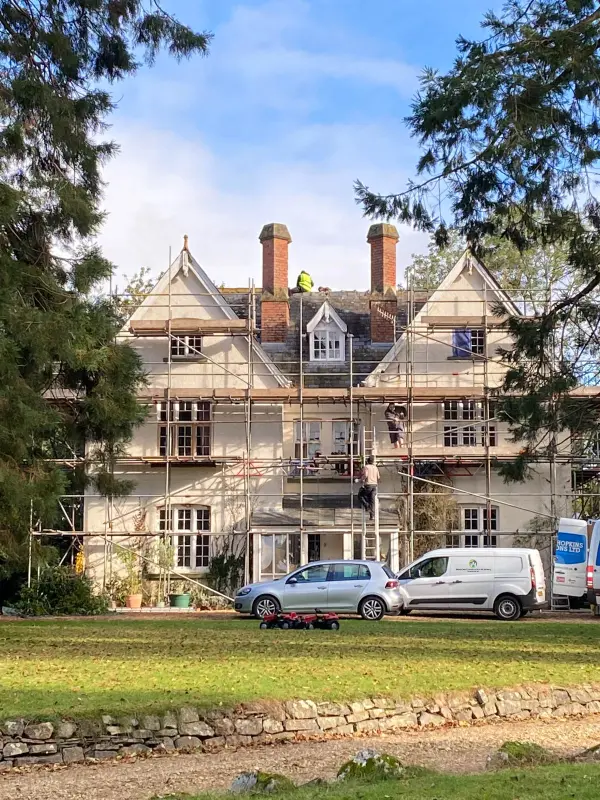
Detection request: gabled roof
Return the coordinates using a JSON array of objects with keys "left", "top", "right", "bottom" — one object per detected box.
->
[
  {"left": 123, "top": 245, "right": 290, "bottom": 388},
  {"left": 306, "top": 300, "right": 348, "bottom": 334},
  {"left": 364, "top": 249, "right": 521, "bottom": 387}
]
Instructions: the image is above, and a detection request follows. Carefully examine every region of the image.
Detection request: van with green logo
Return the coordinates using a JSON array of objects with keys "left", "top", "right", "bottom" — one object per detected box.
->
[{"left": 396, "top": 548, "right": 546, "bottom": 620}]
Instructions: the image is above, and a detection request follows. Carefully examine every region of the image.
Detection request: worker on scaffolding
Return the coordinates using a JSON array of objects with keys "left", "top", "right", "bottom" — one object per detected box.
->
[
  {"left": 290, "top": 270, "right": 314, "bottom": 295},
  {"left": 385, "top": 403, "right": 406, "bottom": 449},
  {"left": 358, "top": 456, "right": 380, "bottom": 521}
]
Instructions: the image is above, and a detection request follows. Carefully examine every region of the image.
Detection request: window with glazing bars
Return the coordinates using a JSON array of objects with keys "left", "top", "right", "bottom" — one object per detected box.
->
[
  {"left": 444, "top": 426, "right": 459, "bottom": 447},
  {"left": 172, "top": 506, "right": 211, "bottom": 569},
  {"left": 157, "top": 401, "right": 211, "bottom": 457},
  {"left": 171, "top": 335, "right": 203, "bottom": 358}
]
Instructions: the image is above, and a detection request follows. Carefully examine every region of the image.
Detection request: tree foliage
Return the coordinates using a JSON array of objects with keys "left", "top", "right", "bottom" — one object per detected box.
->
[
  {"left": 408, "top": 229, "right": 575, "bottom": 314},
  {"left": 357, "top": 0, "right": 600, "bottom": 480},
  {"left": 0, "top": 2, "right": 210, "bottom": 573},
  {"left": 395, "top": 476, "right": 459, "bottom": 560},
  {"left": 117, "top": 266, "right": 156, "bottom": 316}
]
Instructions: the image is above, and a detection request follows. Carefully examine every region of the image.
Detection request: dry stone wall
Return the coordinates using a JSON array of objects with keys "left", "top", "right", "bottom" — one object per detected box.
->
[{"left": 2, "top": 684, "right": 600, "bottom": 770}]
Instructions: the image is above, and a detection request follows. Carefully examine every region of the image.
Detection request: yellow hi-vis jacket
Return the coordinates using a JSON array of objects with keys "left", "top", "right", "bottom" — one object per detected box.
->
[{"left": 297, "top": 271, "right": 314, "bottom": 292}]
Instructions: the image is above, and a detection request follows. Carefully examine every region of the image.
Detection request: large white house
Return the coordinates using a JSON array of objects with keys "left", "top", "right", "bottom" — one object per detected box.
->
[{"left": 83, "top": 223, "right": 570, "bottom": 591}]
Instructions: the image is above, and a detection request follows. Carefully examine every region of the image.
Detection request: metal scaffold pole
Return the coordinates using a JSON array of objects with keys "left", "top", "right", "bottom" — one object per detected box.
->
[
  {"left": 299, "top": 293, "right": 304, "bottom": 537},
  {"left": 483, "top": 270, "right": 492, "bottom": 546},
  {"left": 349, "top": 333, "right": 355, "bottom": 547},
  {"left": 243, "top": 278, "right": 253, "bottom": 585},
  {"left": 407, "top": 269, "right": 415, "bottom": 562},
  {"left": 158, "top": 244, "right": 173, "bottom": 597}
]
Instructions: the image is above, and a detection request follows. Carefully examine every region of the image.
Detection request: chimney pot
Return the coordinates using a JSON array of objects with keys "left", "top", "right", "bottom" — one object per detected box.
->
[{"left": 259, "top": 222, "right": 292, "bottom": 244}]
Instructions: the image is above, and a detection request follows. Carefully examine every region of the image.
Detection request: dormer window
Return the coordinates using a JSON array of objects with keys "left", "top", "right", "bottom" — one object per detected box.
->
[
  {"left": 306, "top": 301, "right": 347, "bottom": 363},
  {"left": 312, "top": 328, "right": 343, "bottom": 361}
]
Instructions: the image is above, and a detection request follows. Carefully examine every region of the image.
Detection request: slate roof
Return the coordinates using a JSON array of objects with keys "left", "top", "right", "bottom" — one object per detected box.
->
[{"left": 221, "top": 289, "right": 428, "bottom": 388}]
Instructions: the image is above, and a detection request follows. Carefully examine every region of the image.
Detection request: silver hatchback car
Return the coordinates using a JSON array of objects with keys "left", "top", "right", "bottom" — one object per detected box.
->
[{"left": 234, "top": 560, "right": 401, "bottom": 621}]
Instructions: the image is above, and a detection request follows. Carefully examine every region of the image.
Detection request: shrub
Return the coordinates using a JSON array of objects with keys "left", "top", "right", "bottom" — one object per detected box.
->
[
  {"left": 207, "top": 543, "right": 245, "bottom": 596},
  {"left": 487, "top": 741, "right": 556, "bottom": 770},
  {"left": 337, "top": 750, "right": 405, "bottom": 781},
  {"left": 16, "top": 567, "right": 108, "bottom": 616}
]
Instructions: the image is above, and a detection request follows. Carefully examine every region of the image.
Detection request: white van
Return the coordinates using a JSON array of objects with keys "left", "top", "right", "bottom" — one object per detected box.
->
[
  {"left": 554, "top": 517, "right": 600, "bottom": 607},
  {"left": 397, "top": 548, "right": 547, "bottom": 620},
  {"left": 552, "top": 517, "right": 591, "bottom": 604},
  {"left": 587, "top": 520, "right": 600, "bottom": 606}
]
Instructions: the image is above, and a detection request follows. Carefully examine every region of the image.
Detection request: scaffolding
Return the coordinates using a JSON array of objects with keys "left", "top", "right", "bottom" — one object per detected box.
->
[{"left": 33, "top": 246, "right": 600, "bottom": 603}]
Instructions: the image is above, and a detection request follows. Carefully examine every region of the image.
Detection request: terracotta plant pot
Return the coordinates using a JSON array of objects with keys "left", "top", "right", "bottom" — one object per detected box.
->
[{"left": 126, "top": 593, "right": 143, "bottom": 609}]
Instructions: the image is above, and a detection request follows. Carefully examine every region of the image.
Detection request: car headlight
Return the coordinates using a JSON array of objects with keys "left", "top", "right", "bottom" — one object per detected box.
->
[{"left": 237, "top": 587, "right": 252, "bottom": 596}]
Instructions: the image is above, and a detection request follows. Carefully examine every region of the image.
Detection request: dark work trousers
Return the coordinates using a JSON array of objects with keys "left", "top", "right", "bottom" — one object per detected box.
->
[
  {"left": 359, "top": 484, "right": 377, "bottom": 518},
  {"left": 387, "top": 420, "right": 402, "bottom": 444}
]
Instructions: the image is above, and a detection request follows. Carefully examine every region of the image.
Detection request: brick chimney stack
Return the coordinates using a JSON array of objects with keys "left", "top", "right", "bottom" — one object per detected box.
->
[
  {"left": 368, "top": 223, "right": 399, "bottom": 343},
  {"left": 260, "top": 223, "right": 291, "bottom": 343}
]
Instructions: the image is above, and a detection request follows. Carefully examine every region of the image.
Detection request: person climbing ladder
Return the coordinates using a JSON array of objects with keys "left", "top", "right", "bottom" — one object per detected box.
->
[{"left": 358, "top": 456, "right": 380, "bottom": 521}]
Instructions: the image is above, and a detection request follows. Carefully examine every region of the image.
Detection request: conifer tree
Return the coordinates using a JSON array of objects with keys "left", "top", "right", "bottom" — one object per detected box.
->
[
  {"left": 356, "top": 1, "right": 600, "bottom": 479},
  {"left": 0, "top": 1, "right": 210, "bottom": 577}
]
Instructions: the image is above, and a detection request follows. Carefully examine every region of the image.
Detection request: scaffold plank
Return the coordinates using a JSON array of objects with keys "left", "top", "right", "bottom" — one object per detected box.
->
[
  {"left": 420, "top": 315, "right": 510, "bottom": 327},
  {"left": 135, "top": 385, "right": 600, "bottom": 403},
  {"left": 129, "top": 318, "right": 250, "bottom": 335}
]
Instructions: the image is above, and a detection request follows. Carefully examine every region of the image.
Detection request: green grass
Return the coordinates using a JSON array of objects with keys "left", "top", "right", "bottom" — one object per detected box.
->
[
  {"left": 180, "top": 764, "right": 600, "bottom": 800},
  {"left": 1, "top": 616, "right": 599, "bottom": 719}
]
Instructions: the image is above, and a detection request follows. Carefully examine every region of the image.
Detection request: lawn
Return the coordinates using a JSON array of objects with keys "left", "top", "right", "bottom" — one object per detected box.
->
[
  {"left": 1, "top": 616, "right": 599, "bottom": 719},
  {"left": 182, "top": 764, "right": 600, "bottom": 800}
]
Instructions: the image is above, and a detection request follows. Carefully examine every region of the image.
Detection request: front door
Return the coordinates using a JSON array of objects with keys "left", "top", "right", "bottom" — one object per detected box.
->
[
  {"left": 327, "top": 562, "right": 371, "bottom": 611},
  {"left": 283, "top": 563, "right": 330, "bottom": 611},
  {"left": 398, "top": 556, "right": 452, "bottom": 609}
]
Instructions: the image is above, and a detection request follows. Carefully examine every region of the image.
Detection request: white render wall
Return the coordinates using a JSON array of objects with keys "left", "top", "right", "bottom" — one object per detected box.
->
[{"left": 83, "top": 249, "right": 570, "bottom": 588}]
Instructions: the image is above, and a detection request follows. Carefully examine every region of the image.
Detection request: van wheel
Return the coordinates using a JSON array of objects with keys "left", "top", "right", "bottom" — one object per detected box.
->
[
  {"left": 494, "top": 595, "right": 522, "bottom": 621},
  {"left": 359, "top": 597, "right": 386, "bottom": 621}
]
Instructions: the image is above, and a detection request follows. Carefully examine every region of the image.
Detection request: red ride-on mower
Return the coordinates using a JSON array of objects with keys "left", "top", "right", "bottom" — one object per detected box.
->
[
  {"left": 259, "top": 612, "right": 303, "bottom": 630},
  {"left": 258, "top": 610, "right": 340, "bottom": 630},
  {"left": 303, "top": 609, "right": 340, "bottom": 630}
]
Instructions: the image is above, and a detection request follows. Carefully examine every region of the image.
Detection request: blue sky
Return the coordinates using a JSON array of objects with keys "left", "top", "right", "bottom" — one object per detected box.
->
[{"left": 100, "top": 0, "right": 502, "bottom": 290}]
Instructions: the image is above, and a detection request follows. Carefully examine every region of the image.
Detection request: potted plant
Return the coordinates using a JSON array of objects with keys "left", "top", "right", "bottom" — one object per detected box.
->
[
  {"left": 169, "top": 580, "right": 191, "bottom": 609},
  {"left": 119, "top": 548, "right": 143, "bottom": 609},
  {"left": 156, "top": 537, "right": 175, "bottom": 608}
]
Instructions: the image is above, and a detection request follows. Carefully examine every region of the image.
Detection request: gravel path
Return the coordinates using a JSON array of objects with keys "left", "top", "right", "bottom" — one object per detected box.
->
[{"left": 2, "top": 716, "right": 600, "bottom": 800}]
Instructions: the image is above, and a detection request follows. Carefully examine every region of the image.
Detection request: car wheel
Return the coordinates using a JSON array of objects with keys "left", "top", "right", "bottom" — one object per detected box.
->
[
  {"left": 494, "top": 595, "right": 522, "bottom": 621},
  {"left": 253, "top": 595, "right": 280, "bottom": 619},
  {"left": 359, "top": 596, "right": 386, "bottom": 621}
]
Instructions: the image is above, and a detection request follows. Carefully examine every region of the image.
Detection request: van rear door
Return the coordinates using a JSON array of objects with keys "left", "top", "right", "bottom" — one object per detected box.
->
[
  {"left": 529, "top": 550, "right": 546, "bottom": 603},
  {"left": 553, "top": 518, "right": 588, "bottom": 598},
  {"left": 587, "top": 520, "right": 600, "bottom": 602}
]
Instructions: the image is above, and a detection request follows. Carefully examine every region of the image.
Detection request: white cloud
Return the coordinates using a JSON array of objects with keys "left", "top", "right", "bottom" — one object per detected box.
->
[
  {"left": 97, "top": 0, "right": 429, "bottom": 291},
  {"left": 100, "top": 121, "right": 428, "bottom": 292}
]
